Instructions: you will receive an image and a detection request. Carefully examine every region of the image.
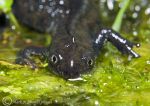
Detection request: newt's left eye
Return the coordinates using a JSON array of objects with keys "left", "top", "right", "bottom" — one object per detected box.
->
[
  {"left": 51, "top": 55, "right": 58, "bottom": 64},
  {"left": 87, "top": 59, "right": 94, "bottom": 67}
]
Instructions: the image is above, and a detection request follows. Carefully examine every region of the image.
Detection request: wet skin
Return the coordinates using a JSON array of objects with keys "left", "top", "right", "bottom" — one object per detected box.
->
[{"left": 13, "top": 0, "right": 140, "bottom": 79}]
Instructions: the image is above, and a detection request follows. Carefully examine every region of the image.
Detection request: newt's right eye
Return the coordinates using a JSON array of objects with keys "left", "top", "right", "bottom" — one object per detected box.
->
[
  {"left": 51, "top": 55, "right": 58, "bottom": 64},
  {"left": 87, "top": 59, "right": 94, "bottom": 67}
]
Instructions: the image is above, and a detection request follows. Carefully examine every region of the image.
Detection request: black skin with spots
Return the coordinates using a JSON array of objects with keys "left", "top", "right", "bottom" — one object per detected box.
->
[{"left": 13, "top": 0, "right": 140, "bottom": 79}]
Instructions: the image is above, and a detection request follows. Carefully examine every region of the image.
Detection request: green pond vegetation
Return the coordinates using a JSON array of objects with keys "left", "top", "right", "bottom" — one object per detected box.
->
[{"left": 0, "top": 0, "right": 150, "bottom": 106}]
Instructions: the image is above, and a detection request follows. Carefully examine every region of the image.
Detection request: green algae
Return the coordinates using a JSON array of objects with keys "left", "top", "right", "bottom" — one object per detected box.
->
[{"left": 0, "top": 43, "right": 149, "bottom": 106}]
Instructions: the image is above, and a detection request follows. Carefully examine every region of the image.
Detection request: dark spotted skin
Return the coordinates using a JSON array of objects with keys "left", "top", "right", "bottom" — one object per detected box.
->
[{"left": 13, "top": 0, "right": 140, "bottom": 79}]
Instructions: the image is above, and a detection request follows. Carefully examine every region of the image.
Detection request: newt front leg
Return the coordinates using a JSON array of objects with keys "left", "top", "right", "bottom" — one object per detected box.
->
[
  {"left": 94, "top": 29, "right": 140, "bottom": 58},
  {"left": 16, "top": 46, "right": 48, "bottom": 69}
]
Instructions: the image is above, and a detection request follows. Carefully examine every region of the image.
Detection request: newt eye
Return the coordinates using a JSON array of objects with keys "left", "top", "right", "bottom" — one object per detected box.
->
[
  {"left": 51, "top": 55, "right": 58, "bottom": 64},
  {"left": 87, "top": 59, "right": 94, "bottom": 66}
]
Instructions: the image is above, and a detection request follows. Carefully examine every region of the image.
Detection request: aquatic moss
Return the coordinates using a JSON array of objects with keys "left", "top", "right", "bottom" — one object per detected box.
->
[{"left": 0, "top": 42, "right": 149, "bottom": 106}]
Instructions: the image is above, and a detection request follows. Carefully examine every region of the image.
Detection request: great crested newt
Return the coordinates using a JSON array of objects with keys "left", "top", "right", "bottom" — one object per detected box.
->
[{"left": 13, "top": 0, "right": 140, "bottom": 79}]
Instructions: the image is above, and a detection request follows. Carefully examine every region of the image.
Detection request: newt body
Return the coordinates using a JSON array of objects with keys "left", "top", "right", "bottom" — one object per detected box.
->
[{"left": 13, "top": 0, "right": 140, "bottom": 79}]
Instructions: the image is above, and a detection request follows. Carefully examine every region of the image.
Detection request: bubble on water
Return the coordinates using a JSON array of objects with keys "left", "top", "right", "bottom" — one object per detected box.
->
[
  {"left": 108, "top": 76, "right": 112, "bottom": 79},
  {"left": 132, "top": 12, "right": 138, "bottom": 18},
  {"left": 66, "top": 10, "right": 70, "bottom": 14},
  {"left": 103, "top": 83, "right": 107, "bottom": 86},
  {"left": 100, "top": 89, "right": 103, "bottom": 92},
  {"left": 55, "top": 100, "right": 58, "bottom": 103},
  {"left": 107, "top": 0, "right": 114, "bottom": 10},
  {"left": 39, "top": 5, "right": 44, "bottom": 9},
  {"left": 95, "top": 100, "right": 99, "bottom": 106},
  {"left": 0, "top": 71, "right": 5, "bottom": 76},
  {"left": 85, "top": 96, "right": 90, "bottom": 100},
  {"left": 28, "top": 86, "right": 34, "bottom": 91},
  {"left": 145, "top": 8, "right": 150, "bottom": 15},
  {"left": 135, "top": 5, "right": 141, "bottom": 11},
  {"left": 133, "top": 31, "right": 138, "bottom": 36},
  {"left": 136, "top": 86, "right": 140, "bottom": 89},
  {"left": 11, "top": 25, "right": 16, "bottom": 30},
  {"left": 59, "top": 0, "right": 64, "bottom": 5},
  {"left": 146, "top": 60, "right": 150, "bottom": 65}
]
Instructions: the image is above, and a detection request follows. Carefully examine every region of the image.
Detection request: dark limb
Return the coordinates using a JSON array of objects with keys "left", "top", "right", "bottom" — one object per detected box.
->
[
  {"left": 94, "top": 29, "right": 140, "bottom": 58},
  {"left": 16, "top": 46, "right": 48, "bottom": 69}
]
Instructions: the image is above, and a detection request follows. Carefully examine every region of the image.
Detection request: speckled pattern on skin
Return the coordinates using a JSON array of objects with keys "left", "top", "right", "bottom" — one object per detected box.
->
[{"left": 13, "top": 0, "right": 140, "bottom": 79}]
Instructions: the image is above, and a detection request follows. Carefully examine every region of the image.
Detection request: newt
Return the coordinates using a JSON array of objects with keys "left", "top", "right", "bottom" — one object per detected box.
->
[{"left": 13, "top": 0, "right": 140, "bottom": 79}]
